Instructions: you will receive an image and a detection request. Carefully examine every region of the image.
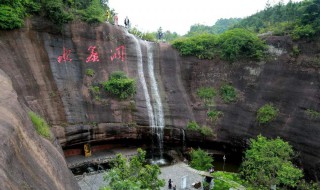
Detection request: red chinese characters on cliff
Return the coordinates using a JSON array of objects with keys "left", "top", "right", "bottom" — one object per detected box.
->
[
  {"left": 56, "top": 45, "right": 126, "bottom": 64},
  {"left": 86, "top": 46, "right": 100, "bottom": 63},
  {"left": 57, "top": 47, "right": 72, "bottom": 63},
  {"left": 110, "top": 45, "right": 125, "bottom": 62}
]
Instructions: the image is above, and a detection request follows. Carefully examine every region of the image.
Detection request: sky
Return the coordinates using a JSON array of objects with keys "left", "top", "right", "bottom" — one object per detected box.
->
[{"left": 109, "top": 0, "right": 303, "bottom": 35}]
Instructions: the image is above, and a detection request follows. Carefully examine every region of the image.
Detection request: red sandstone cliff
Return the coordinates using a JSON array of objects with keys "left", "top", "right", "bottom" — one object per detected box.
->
[{"left": 0, "top": 17, "right": 319, "bottom": 183}]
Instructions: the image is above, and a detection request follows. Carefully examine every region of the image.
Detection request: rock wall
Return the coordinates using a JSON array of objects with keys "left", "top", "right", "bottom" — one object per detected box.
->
[
  {"left": 181, "top": 36, "right": 320, "bottom": 179},
  {"left": 0, "top": 69, "right": 78, "bottom": 189},
  {"left": 0, "top": 17, "right": 319, "bottom": 181}
]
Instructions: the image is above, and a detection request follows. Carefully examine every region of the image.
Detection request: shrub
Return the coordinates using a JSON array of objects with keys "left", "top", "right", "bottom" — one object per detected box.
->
[
  {"left": 186, "top": 121, "right": 200, "bottom": 131},
  {"left": 220, "top": 84, "right": 237, "bottom": 103},
  {"left": 190, "top": 148, "right": 213, "bottom": 171},
  {"left": 305, "top": 109, "right": 320, "bottom": 119},
  {"left": 217, "top": 28, "right": 266, "bottom": 62},
  {"left": 291, "top": 24, "right": 316, "bottom": 40},
  {"left": 0, "top": 5, "right": 24, "bottom": 29},
  {"left": 102, "top": 71, "right": 136, "bottom": 100},
  {"left": 200, "top": 126, "right": 213, "bottom": 136},
  {"left": 42, "top": 0, "right": 72, "bottom": 25},
  {"left": 109, "top": 71, "right": 127, "bottom": 79},
  {"left": 86, "top": 68, "right": 95, "bottom": 77},
  {"left": 207, "top": 109, "right": 223, "bottom": 122},
  {"left": 171, "top": 33, "right": 218, "bottom": 59},
  {"left": 196, "top": 87, "right": 217, "bottom": 101},
  {"left": 256, "top": 103, "right": 279, "bottom": 124},
  {"left": 80, "top": 0, "right": 105, "bottom": 23},
  {"left": 28, "top": 111, "right": 51, "bottom": 139}
]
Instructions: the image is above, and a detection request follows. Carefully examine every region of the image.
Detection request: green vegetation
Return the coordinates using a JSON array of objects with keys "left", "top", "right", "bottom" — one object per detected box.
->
[
  {"left": 186, "top": 121, "right": 213, "bottom": 136},
  {"left": 28, "top": 111, "right": 51, "bottom": 139},
  {"left": 129, "top": 27, "right": 179, "bottom": 42},
  {"left": 101, "top": 148, "right": 165, "bottom": 190},
  {"left": 306, "top": 109, "right": 320, "bottom": 119},
  {"left": 213, "top": 171, "right": 248, "bottom": 190},
  {"left": 207, "top": 109, "right": 223, "bottom": 122},
  {"left": 256, "top": 103, "right": 279, "bottom": 124},
  {"left": 233, "top": 0, "right": 320, "bottom": 40},
  {"left": 196, "top": 87, "right": 217, "bottom": 104},
  {"left": 172, "top": 29, "right": 266, "bottom": 62},
  {"left": 79, "top": 0, "right": 105, "bottom": 23},
  {"left": 218, "top": 28, "right": 266, "bottom": 62},
  {"left": 172, "top": 34, "right": 218, "bottom": 59},
  {"left": 102, "top": 71, "right": 136, "bottom": 100},
  {"left": 89, "top": 85, "right": 100, "bottom": 100},
  {"left": 219, "top": 84, "right": 237, "bottom": 103},
  {"left": 186, "top": 18, "right": 242, "bottom": 36},
  {"left": 0, "top": 0, "right": 26, "bottom": 29},
  {"left": 85, "top": 68, "right": 95, "bottom": 77},
  {"left": 186, "top": 121, "right": 200, "bottom": 131},
  {"left": 240, "top": 135, "right": 303, "bottom": 189},
  {"left": 199, "top": 125, "right": 213, "bottom": 137},
  {"left": 0, "top": 0, "right": 111, "bottom": 29},
  {"left": 189, "top": 148, "right": 213, "bottom": 171}
]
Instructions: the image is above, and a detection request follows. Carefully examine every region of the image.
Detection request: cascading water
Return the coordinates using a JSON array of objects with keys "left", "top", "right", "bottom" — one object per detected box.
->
[
  {"left": 181, "top": 128, "right": 186, "bottom": 151},
  {"left": 129, "top": 33, "right": 165, "bottom": 164},
  {"left": 145, "top": 42, "right": 165, "bottom": 163},
  {"left": 130, "top": 35, "right": 155, "bottom": 133}
]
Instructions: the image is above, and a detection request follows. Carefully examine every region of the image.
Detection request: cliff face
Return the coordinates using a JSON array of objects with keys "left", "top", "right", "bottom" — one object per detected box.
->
[
  {"left": 181, "top": 36, "right": 320, "bottom": 178},
  {"left": 0, "top": 17, "right": 319, "bottom": 182},
  {"left": 0, "top": 70, "right": 78, "bottom": 189}
]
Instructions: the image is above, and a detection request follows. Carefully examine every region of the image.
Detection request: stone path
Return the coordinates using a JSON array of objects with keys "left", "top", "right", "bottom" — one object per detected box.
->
[
  {"left": 159, "top": 162, "right": 204, "bottom": 190},
  {"left": 77, "top": 162, "right": 204, "bottom": 190}
]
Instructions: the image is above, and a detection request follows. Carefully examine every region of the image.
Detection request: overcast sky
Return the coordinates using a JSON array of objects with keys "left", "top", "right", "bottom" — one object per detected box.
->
[{"left": 109, "top": 0, "right": 303, "bottom": 35}]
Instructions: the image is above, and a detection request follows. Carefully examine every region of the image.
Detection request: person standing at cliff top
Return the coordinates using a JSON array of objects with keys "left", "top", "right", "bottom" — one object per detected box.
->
[
  {"left": 114, "top": 14, "right": 118, "bottom": 25},
  {"left": 124, "top": 16, "right": 130, "bottom": 29}
]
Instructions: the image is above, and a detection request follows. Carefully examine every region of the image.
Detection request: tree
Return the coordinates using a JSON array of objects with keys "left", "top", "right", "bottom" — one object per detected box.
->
[
  {"left": 102, "top": 148, "right": 165, "bottom": 190},
  {"left": 190, "top": 148, "right": 213, "bottom": 171},
  {"left": 240, "top": 135, "right": 303, "bottom": 189}
]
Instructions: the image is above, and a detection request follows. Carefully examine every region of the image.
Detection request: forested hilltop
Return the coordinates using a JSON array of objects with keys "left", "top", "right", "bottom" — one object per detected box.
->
[
  {"left": 171, "top": 0, "right": 320, "bottom": 62},
  {"left": 235, "top": 0, "right": 320, "bottom": 39},
  {"left": 184, "top": 0, "right": 320, "bottom": 40},
  {"left": 0, "top": 0, "right": 112, "bottom": 29}
]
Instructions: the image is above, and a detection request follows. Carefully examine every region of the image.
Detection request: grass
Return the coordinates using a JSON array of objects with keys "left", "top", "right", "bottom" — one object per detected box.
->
[
  {"left": 28, "top": 111, "right": 51, "bottom": 139},
  {"left": 212, "top": 171, "right": 252, "bottom": 190}
]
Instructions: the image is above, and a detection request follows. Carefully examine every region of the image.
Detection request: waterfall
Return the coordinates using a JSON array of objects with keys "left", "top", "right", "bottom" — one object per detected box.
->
[
  {"left": 129, "top": 33, "right": 165, "bottom": 163},
  {"left": 131, "top": 35, "right": 155, "bottom": 132},
  {"left": 181, "top": 128, "right": 186, "bottom": 150},
  {"left": 146, "top": 42, "right": 164, "bottom": 160}
]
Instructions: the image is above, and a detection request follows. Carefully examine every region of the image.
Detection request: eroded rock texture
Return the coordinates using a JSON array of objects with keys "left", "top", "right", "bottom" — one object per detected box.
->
[{"left": 0, "top": 70, "right": 78, "bottom": 189}]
